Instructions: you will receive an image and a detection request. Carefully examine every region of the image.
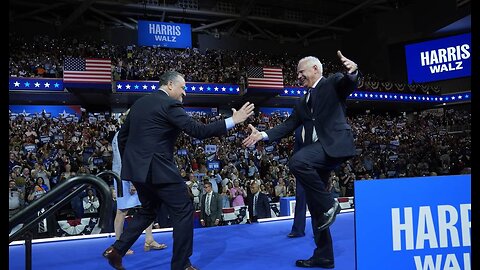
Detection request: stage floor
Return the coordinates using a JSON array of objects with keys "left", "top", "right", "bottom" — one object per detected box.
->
[{"left": 9, "top": 211, "right": 355, "bottom": 270}]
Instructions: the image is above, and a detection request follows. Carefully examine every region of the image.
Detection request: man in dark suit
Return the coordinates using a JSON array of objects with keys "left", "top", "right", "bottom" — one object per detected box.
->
[
  {"left": 247, "top": 180, "right": 271, "bottom": 222},
  {"left": 103, "top": 71, "right": 255, "bottom": 270},
  {"left": 200, "top": 181, "right": 222, "bottom": 227},
  {"left": 243, "top": 51, "right": 359, "bottom": 268}
]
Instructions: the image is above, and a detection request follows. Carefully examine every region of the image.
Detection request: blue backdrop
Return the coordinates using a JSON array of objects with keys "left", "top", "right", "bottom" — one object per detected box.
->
[{"left": 355, "top": 175, "right": 471, "bottom": 270}]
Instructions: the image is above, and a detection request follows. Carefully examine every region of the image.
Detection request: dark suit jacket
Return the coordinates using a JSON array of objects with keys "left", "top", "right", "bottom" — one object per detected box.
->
[
  {"left": 265, "top": 72, "right": 358, "bottom": 158},
  {"left": 248, "top": 192, "right": 271, "bottom": 219},
  {"left": 200, "top": 192, "right": 223, "bottom": 222},
  {"left": 118, "top": 91, "right": 227, "bottom": 184}
]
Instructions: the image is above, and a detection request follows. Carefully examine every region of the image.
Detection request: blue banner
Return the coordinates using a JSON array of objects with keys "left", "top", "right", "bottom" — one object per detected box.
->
[
  {"left": 355, "top": 175, "right": 471, "bottom": 270},
  {"left": 115, "top": 81, "right": 240, "bottom": 95},
  {"left": 405, "top": 33, "right": 471, "bottom": 83},
  {"left": 138, "top": 20, "right": 192, "bottom": 48},
  {"left": 279, "top": 88, "right": 471, "bottom": 104},
  {"left": 9, "top": 77, "right": 64, "bottom": 91},
  {"left": 9, "top": 105, "right": 82, "bottom": 118}
]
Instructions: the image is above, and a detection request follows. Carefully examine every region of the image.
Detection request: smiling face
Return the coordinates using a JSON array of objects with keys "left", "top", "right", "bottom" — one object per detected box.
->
[{"left": 297, "top": 57, "right": 322, "bottom": 88}]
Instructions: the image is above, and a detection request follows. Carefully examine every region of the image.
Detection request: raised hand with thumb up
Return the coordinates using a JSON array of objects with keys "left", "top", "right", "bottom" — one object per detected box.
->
[{"left": 337, "top": 50, "right": 358, "bottom": 74}]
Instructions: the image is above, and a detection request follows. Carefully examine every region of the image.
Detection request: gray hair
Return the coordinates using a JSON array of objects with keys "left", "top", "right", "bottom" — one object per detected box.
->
[
  {"left": 299, "top": 56, "right": 323, "bottom": 73},
  {"left": 159, "top": 71, "right": 184, "bottom": 87}
]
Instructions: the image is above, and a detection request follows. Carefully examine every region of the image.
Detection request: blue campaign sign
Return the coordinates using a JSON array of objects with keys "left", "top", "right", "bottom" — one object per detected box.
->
[
  {"left": 405, "top": 33, "right": 471, "bottom": 83},
  {"left": 207, "top": 161, "right": 220, "bottom": 170},
  {"left": 259, "top": 107, "right": 293, "bottom": 117},
  {"left": 355, "top": 175, "right": 471, "bottom": 270},
  {"left": 138, "top": 20, "right": 192, "bottom": 48}
]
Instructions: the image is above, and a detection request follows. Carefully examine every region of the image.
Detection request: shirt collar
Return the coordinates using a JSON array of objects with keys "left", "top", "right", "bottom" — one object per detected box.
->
[
  {"left": 311, "top": 76, "right": 323, "bottom": 89},
  {"left": 159, "top": 88, "right": 170, "bottom": 96}
]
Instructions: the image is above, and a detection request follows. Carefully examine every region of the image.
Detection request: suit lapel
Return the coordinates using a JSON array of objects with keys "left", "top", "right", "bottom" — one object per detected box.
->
[{"left": 311, "top": 77, "right": 325, "bottom": 111}]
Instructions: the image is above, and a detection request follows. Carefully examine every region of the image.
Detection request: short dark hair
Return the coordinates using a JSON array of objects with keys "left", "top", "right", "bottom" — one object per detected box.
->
[
  {"left": 204, "top": 181, "right": 212, "bottom": 188},
  {"left": 159, "top": 71, "right": 184, "bottom": 87}
]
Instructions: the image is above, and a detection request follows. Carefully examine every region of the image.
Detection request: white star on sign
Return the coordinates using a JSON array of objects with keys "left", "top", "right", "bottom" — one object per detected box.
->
[
  {"left": 214, "top": 87, "right": 218, "bottom": 91},
  {"left": 222, "top": 87, "right": 226, "bottom": 91},
  {"left": 143, "top": 85, "right": 148, "bottom": 89},
  {"left": 151, "top": 85, "right": 156, "bottom": 90},
  {"left": 117, "top": 84, "right": 123, "bottom": 89},
  {"left": 126, "top": 84, "right": 131, "bottom": 89},
  {"left": 34, "top": 82, "right": 40, "bottom": 87},
  {"left": 14, "top": 81, "right": 20, "bottom": 87},
  {"left": 44, "top": 82, "right": 50, "bottom": 88}
]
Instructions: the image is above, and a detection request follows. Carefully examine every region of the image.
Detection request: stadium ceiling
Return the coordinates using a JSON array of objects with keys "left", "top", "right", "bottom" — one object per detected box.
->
[{"left": 9, "top": 0, "right": 413, "bottom": 43}]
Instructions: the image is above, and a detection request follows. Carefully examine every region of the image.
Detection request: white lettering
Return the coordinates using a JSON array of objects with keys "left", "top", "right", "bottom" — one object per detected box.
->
[
  {"left": 416, "top": 206, "right": 439, "bottom": 249},
  {"left": 154, "top": 35, "right": 177, "bottom": 42},
  {"left": 420, "top": 44, "right": 470, "bottom": 66},
  {"left": 429, "top": 65, "right": 442, "bottom": 73},
  {"left": 455, "top": 62, "right": 463, "bottom": 70},
  {"left": 438, "top": 205, "right": 460, "bottom": 248},
  {"left": 414, "top": 255, "right": 442, "bottom": 270},
  {"left": 438, "top": 49, "right": 447, "bottom": 64},
  {"left": 392, "top": 207, "right": 414, "bottom": 251},
  {"left": 429, "top": 62, "right": 463, "bottom": 74},
  {"left": 149, "top": 24, "right": 156, "bottom": 34},
  {"left": 446, "top": 47, "right": 456, "bottom": 62},
  {"left": 460, "top": 44, "right": 470, "bottom": 59},
  {"left": 421, "top": 51, "right": 429, "bottom": 66},
  {"left": 463, "top": 253, "right": 471, "bottom": 270},
  {"left": 460, "top": 204, "right": 471, "bottom": 246},
  {"left": 444, "top": 254, "right": 460, "bottom": 270},
  {"left": 414, "top": 253, "right": 470, "bottom": 270},
  {"left": 430, "top": 51, "right": 439, "bottom": 65}
]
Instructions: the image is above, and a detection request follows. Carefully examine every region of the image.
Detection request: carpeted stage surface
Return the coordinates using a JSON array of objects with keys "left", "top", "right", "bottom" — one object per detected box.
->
[{"left": 9, "top": 212, "right": 355, "bottom": 270}]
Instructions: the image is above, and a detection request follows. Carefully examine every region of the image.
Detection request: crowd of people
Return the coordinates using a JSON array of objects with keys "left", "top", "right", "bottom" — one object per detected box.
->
[
  {"left": 9, "top": 107, "right": 470, "bottom": 232},
  {"left": 9, "top": 33, "right": 440, "bottom": 94}
]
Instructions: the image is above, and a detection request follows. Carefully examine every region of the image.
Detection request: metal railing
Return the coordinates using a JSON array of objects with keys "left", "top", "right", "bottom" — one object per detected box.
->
[{"left": 9, "top": 171, "right": 123, "bottom": 270}]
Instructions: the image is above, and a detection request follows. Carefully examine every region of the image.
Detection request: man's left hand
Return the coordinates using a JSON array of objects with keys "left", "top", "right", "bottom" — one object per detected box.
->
[{"left": 337, "top": 50, "right": 358, "bottom": 74}]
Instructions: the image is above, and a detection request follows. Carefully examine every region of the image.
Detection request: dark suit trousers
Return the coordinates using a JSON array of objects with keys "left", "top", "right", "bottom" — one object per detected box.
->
[
  {"left": 290, "top": 180, "right": 312, "bottom": 236},
  {"left": 113, "top": 179, "right": 193, "bottom": 270},
  {"left": 288, "top": 141, "right": 346, "bottom": 260},
  {"left": 204, "top": 215, "right": 217, "bottom": 227}
]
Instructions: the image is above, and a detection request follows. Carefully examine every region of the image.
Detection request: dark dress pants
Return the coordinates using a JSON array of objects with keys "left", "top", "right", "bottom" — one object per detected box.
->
[
  {"left": 288, "top": 141, "right": 347, "bottom": 260},
  {"left": 113, "top": 177, "right": 194, "bottom": 270}
]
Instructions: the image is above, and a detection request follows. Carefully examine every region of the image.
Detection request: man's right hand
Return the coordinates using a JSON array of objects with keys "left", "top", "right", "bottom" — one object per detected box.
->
[
  {"left": 242, "top": 124, "right": 263, "bottom": 147},
  {"left": 231, "top": 102, "right": 255, "bottom": 124}
]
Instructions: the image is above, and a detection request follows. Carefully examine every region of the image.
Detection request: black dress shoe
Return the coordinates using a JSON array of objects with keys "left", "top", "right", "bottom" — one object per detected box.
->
[
  {"left": 295, "top": 258, "right": 334, "bottom": 268},
  {"left": 317, "top": 200, "right": 341, "bottom": 232},
  {"left": 287, "top": 232, "right": 305, "bottom": 238},
  {"left": 103, "top": 246, "right": 125, "bottom": 270}
]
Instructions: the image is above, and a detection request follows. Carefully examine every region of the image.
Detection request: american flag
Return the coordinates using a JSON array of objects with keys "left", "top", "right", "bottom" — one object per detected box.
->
[
  {"left": 63, "top": 57, "right": 112, "bottom": 83},
  {"left": 247, "top": 67, "right": 284, "bottom": 89}
]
